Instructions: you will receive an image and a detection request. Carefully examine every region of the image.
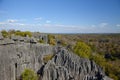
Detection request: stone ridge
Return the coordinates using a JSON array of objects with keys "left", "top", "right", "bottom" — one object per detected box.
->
[
  {"left": 41, "top": 47, "right": 112, "bottom": 80},
  {"left": 0, "top": 34, "right": 112, "bottom": 80}
]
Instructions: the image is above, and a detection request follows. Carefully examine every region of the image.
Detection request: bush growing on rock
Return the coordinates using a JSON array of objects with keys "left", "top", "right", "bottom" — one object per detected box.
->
[
  {"left": 43, "top": 54, "right": 54, "bottom": 63},
  {"left": 48, "top": 34, "right": 56, "bottom": 45},
  {"left": 15, "top": 31, "right": 32, "bottom": 37},
  {"left": 90, "top": 54, "right": 106, "bottom": 70},
  {"left": 21, "top": 69, "right": 38, "bottom": 80},
  {"left": 1, "top": 30, "right": 9, "bottom": 38},
  {"left": 38, "top": 39, "right": 45, "bottom": 43}
]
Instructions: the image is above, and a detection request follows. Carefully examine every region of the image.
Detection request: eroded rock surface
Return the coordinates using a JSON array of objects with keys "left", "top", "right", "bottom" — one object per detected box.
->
[
  {"left": 0, "top": 37, "right": 112, "bottom": 80},
  {"left": 0, "top": 41, "right": 53, "bottom": 80},
  {"left": 41, "top": 47, "right": 112, "bottom": 80},
  {"left": 0, "top": 32, "right": 3, "bottom": 40}
]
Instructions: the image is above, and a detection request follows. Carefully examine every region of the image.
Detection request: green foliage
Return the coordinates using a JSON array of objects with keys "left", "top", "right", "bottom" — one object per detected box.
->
[
  {"left": 91, "top": 54, "right": 120, "bottom": 80},
  {"left": 38, "top": 39, "right": 45, "bottom": 43},
  {"left": 60, "top": 40, "right": 67, "bottom": 46},
  {"left": 48, "top": 34, "right": 56, "bottom": 45},
  {"left": 15, "top": 31, "right": 32, "bottom": 37},
  {"left": 74, "top": 41, "right": 120, "bottom": 80},
  {"left": 73, "top": 41, "right": 92, "bottom": 58},
  {"left": 8, "top": 29, "right": 16, "bottom": 35},
  {"left": 1, "top": 30, "right": 32, "bottom": 38},
  {"left": 43, "top": 54, "right": 54, "bottom": 63},
  {"left": 91, "top": 54, "right": 106, "bottom": 70},
  {"left": 21, "top": 68, "right": 38, "bottom": 80},
  {"left": 1, "top": 30, "right": 9, "bottom": 38},
  {"left": 105, "top": 63, "right": 120, "bottom": 80}
]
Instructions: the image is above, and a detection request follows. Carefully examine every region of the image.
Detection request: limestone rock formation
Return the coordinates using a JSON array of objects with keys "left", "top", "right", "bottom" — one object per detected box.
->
[
  {"left": 0, "top": 41, "right": 53, "bottom": 80},
  {"left": 40, "top": 47, "right": 112, "bottom": 80},
  {"left": 0, "top": 36, "right": 112, "bottom": 80}
]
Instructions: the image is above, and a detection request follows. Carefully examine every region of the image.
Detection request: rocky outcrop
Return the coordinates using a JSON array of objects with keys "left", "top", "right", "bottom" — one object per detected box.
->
[
  {"left": 0, "top": 41, "right": 53, "bottom": 80},
  {"left": 0, "top": 38, "right": 14, "bottom": 45},
  {"left": 0, "top": 36, "right": 112, "bottom": 80},
  {"left": 33, "top": 33, "right": 48, "bottom": 44},
  {"left": 40, "top": 47, "right": 112, "bottom": 80}
]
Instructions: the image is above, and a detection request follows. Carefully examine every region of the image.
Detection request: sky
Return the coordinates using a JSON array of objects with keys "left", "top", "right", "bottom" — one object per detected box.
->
[{"left": 0, "top": 0, "right": 120, "bottom": 33}]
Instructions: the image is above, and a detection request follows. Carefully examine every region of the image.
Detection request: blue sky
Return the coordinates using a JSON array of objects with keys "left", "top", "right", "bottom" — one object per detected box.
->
[{"left": 0, "top": 0, "right": 120, "bottom": 33}]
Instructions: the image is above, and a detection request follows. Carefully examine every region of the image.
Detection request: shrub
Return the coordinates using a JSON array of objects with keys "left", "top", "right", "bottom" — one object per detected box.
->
[
  {"left": 73, "top": 41, "right": 92, "bottom": 58},
  {"left": 105, "top": 63, "right": 120, "bottom": 80},
  {"left": 48, "top": 34, "right": 56, "bottom": 45},
  {"left": 43, "top": 54, "right": 54, "bottom": 63},
  {"left": 90, "top": 54, "right": 106, "bottom": 70},
  {"left": 39, "top": 39, "right": 45, "bottom": 43},
  {"left": 24, "top": 31, "right": 32, "bottom": 37},
  {"left": 21, "top": 69, "right": 38, "bottom": 80},
  {"left": 1, "top": 30, "right": 9, "bottom": 38},
  {"left": 15, "top": 31, "right": 32, "bottom": 37}
]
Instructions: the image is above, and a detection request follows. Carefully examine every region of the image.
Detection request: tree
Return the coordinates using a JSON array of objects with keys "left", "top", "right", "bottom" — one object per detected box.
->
[
  {"left": 48, "top": 34, "right": 56, "bottom": 45},
  {"left": 1, "top": 30, "right": 9, "bottom": 38},
  {"left": 73, "top": 41, "right": 92, "bottom": 58}
]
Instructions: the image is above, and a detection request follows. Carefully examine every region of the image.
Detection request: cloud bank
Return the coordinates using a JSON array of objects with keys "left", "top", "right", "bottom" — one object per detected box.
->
[{"left": 0, "top": 19, "right": 120, "bottom": 33}]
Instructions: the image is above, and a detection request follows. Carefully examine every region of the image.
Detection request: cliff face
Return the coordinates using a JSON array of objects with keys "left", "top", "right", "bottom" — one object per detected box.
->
[
  {"left": 0, "top": 42, "right": 53, "bottom": 80},
  {"left": 0, "top": 34, "right": 112, "bottom": 80}
]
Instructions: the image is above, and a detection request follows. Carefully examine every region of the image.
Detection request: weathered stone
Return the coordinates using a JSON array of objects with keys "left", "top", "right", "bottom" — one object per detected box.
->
[
  {"left": 11, "top": 35, "right": 24, "bottom": 42},
  {"left": 39, "top": 47, "right": 113, "bottom": 80},
  {"left": 0, "top": 38, "right": 14, "bottom": 45},
  {"left": 33, "top": 33, "right": 48, "bottom": 44},
  {"left": 0, "top": 32, "right": 3, "bottom": 40},
  {"left": 0, "top": 42, "right": 53, "bottom": 80},
  {"left": 30, "top": 37, "right": 37, "bottom": 44},
  {"left": 0, "top": 38, "right": 112, "bottom": 80}
]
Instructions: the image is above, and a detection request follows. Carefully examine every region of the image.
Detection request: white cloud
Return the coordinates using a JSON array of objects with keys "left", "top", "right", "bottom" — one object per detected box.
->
[
  {"left": 0, "top": 20, "right": 120, "bottom": 33},
  {"left": 99, "top": 22, "right": 108, "bottom": 27},
  {"left": 34, "top": 17, "right": 42, "bottom": 21},
  {"left": 7, "top": 19, "right": 18, "bottom": 23},
  {"left": 46, "top": 20, "right": 51, "bottom": 23},
  {"left": 116, "top": 24, "right": 120, "bottom": 27}
]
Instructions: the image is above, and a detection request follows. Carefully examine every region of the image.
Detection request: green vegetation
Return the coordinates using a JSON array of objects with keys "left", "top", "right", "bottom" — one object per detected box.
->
[
  {"left": 21, "top": 68, "right": 38, "bottom": 80},
  {"left": 1, "top": 30, "right": 32, "bottom": 38},
  {"left": 73, "top": 41, "right": 92, "bottom": 58},
  {"left": 60, "top": 40, "right": 67, "bottom": 46},
  {"left": 105, "top": 63, "right": 120, "bottom": 80},
  {"left": 38, "top": 39, "right": 45, "bottom": 43},
  {"left": 1, "top": 30, "right": 9, "bottom": 38},
  {"left": 15, "top": 30, "right": 32, "bottom": 37},
  {"left": 73, "top": 39, "right": 120, "bottom": 80},
  {"left": 43, "top": 54, "right": 54, "bottom": 63},
  {"left": 48, "top": 34, "right": 56, "bottom": 45}
]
